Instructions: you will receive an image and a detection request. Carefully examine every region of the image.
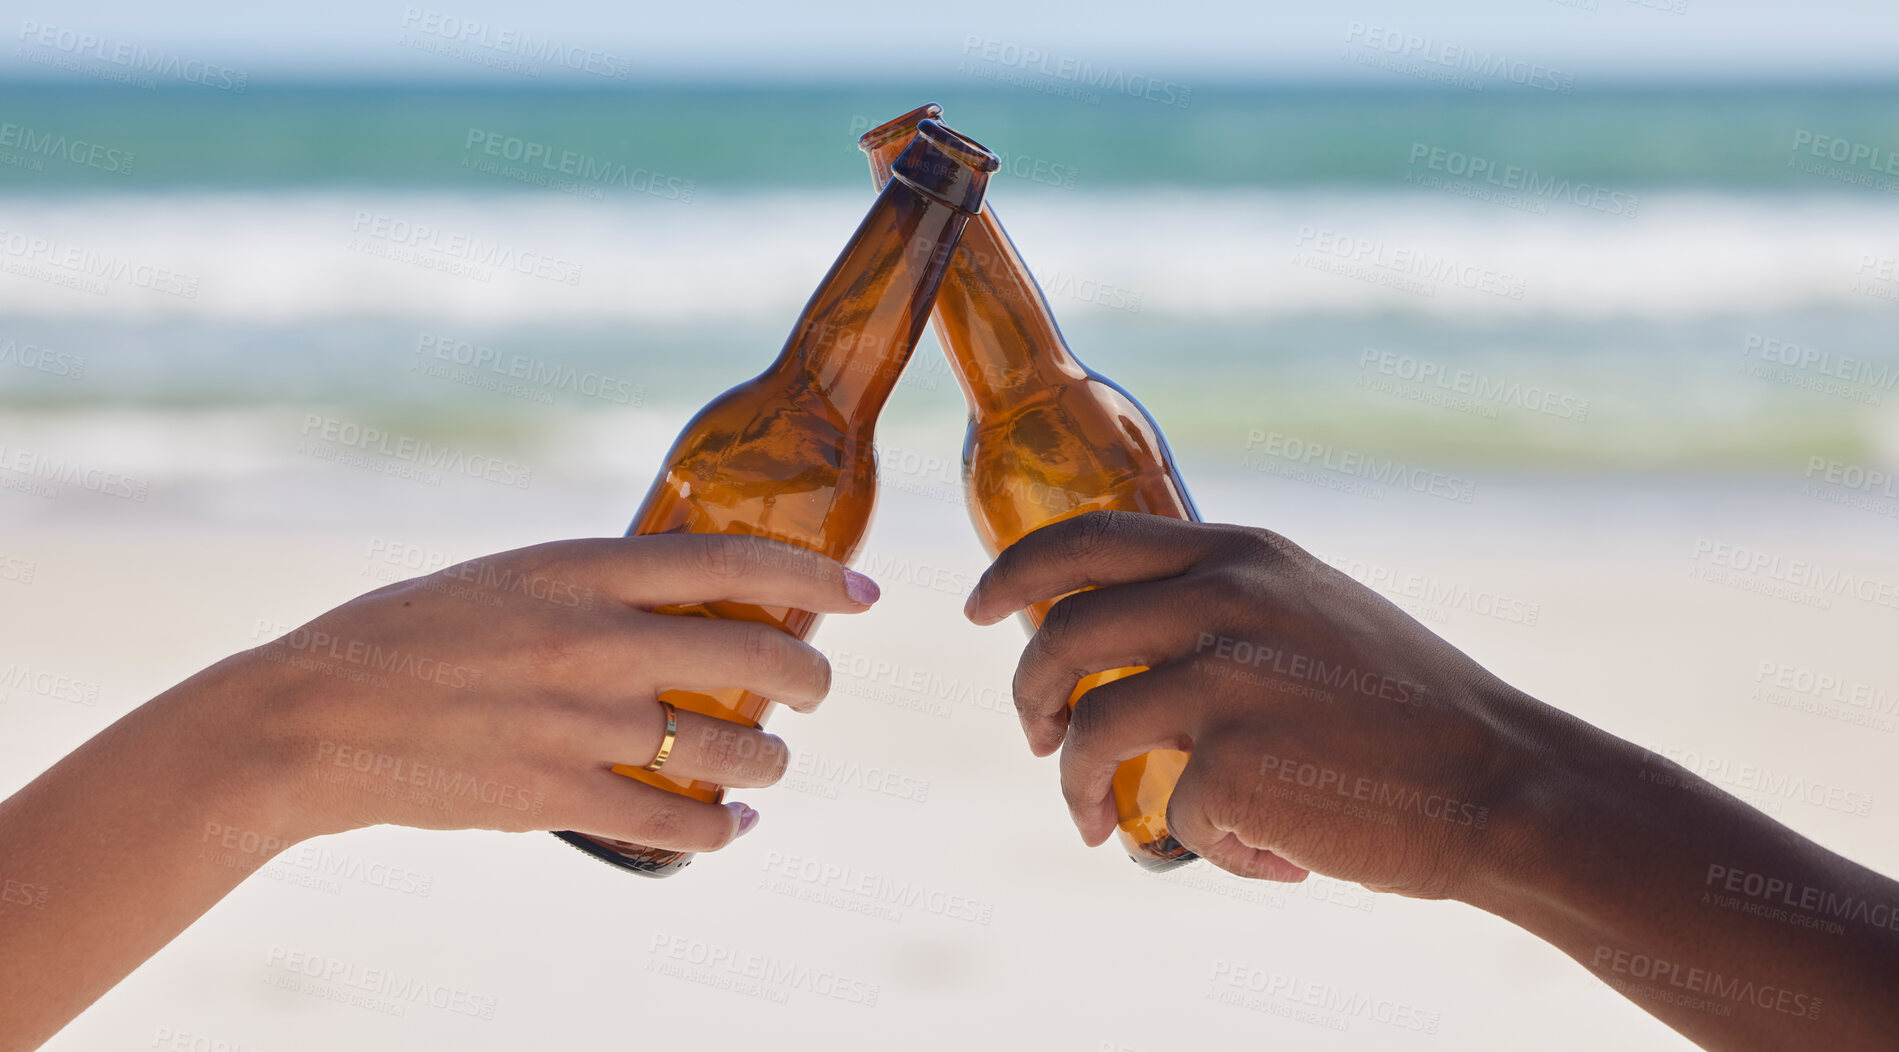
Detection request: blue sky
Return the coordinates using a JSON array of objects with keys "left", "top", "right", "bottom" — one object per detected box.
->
[{"left": 5, "top": 0, "right": 1896, "bottom": 82}]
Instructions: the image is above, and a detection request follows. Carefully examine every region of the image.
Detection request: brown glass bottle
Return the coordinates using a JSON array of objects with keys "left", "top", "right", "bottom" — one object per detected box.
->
[
  {"left": 556, "top": 120, "right": 998, "bottom": 877},
  {"left": 860, "top": 105, "right": 1199, "bottom": 872}
]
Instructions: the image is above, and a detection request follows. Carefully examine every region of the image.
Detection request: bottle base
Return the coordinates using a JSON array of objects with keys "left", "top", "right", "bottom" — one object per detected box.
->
[
  {"left": 1128, "top": 833, "right": 1198, "bottom": 873},
  {"left": 551, "top": 830, "right": 693, "bottom": 877}
]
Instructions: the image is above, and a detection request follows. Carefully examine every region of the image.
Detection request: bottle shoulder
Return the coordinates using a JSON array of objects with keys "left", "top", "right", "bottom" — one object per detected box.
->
[
  {"left": 633, "top": 381, "right": 879, "bottom": 557},
  {"left": 645, "top": 379, "right": 875, "bottom": 516},
  {"left": 965, "top": 373, "right": 1191, "bottom": 512},
  {"left": 968, "top": 373, "right": 1173, "bottom": 463},
  {"left": 670, "top": 378, "right": 862, "bottom": 462}
]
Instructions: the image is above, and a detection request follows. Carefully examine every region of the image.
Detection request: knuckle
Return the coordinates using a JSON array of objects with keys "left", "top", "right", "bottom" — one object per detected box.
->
[
  {"left": 1200, "top": 721, "right": 1265, "bottom": 769},
  {"left": 1168, "top": 750, "right": 1244, "bottom": 839},
  {"left": 1232, "top": 525, "right": 1299, "bottom": 565},
  {"left": 1010, "top": 675, "right": 1037, "bottom": 718},
  {"left": 506, "top": 705, "right": 561, "bottom": 761},
  {"left": 536, "top": 696, "right": 596, "bottom": 754},
  {"left": 1031, "top": 597, "right": 1083, "bottom": 658},
  {"left": 524, "top": 632, "right": 584, "bottom": 678},
  {"left": 522, "top": 627, "right": 621, "bottom": 688},
  {"left": 1059, "top": 767, "right": 1094, "bottom": 814},
  {"left": 803, "top": 648, "right": 833, "bottom": 702},
  {"left": 1195, "top": 648, "right": 1252, "bottom": 702},
  {"left": 982, "top": 543, "right": 1024, "bottom": 592},
  {"left": 695, "top": 722, "right": 745, "bottom": 775},
  {"left": 516, "top": 634, "right": 588, "bottom": 683},
  {"left": 1011, "top": 659, "right": 1085, "bottom": 718},
  {"left": 759, "top": 737, "right": 790, "bottom": 785},
  {"left": 737, "top": 624, "right": 788, "bottom": 671},
  {"left": 701, "top": 819, "right": 738, "bottom": 852},
  {"left": 692, "top": 724, "right": 782, "bottom": 785},
  {"left": 1163, "top": 788, "right": 1204, "bottom": 849},
  {"left": 1223, "top": 779, "right": 1272, "bottom": 834},
  {"left": 1062, "top": 509, "right": 1126, "bottom": 564},
  {"left": 1065, "top": 692, "right": 1113, "bottom": 745},
  {"left": 699, "top": 535, "right": 753, "bottom": 580},
  {"left": 639, "top": 803, "right": 688, "bottom": 845},
  {"left": 1202, "top": 566, "right": 1258, "bottom": 612}
]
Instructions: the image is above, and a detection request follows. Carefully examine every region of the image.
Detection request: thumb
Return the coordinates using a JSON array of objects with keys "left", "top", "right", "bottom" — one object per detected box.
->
[{"left": 1167, "top": 755, "right": 1311, "bottom": 883}]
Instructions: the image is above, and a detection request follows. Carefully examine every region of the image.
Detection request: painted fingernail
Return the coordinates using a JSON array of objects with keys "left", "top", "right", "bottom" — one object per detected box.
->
[
  {"left": 727, "top": 801, "right": 761, "bottom": 836},
  {"left": 844, "top": 569, "right": 880, "bottom": 606}
]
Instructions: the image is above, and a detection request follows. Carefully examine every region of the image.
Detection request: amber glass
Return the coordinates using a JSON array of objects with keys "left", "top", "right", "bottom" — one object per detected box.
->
[
  {"left": 555, "top": 120, "right": 999, "bottom": 877},
  {"left": 861, "top": 105, "right": 1200, "bottom": 872}
]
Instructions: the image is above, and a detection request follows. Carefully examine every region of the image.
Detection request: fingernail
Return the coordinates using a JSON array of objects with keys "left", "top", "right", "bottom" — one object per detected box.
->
[
  {"left": 844, "top": 569, "right": 880, "bottom": 606},
  {"left": 727, "top": 801, "right": 761, "bottom": 836},
  {"left": 962, "top": 589, "right": 980, "bottom": 622}
]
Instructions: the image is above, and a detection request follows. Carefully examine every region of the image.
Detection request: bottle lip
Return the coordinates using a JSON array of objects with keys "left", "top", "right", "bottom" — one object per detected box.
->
[
  {"left": 857, "top": 102, "right": 943, "bottom": 153},
  {"left": 889, "top": 118, "right": 999, "bottom": 216},
  {"left": 915, "top": 118, "right": 1000, "bottom": 175}
]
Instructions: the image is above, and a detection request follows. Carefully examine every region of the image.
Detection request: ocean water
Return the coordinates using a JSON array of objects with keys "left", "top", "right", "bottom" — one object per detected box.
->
[{"left": 3, "top": 83, "right": 1898, "bottom": 475}]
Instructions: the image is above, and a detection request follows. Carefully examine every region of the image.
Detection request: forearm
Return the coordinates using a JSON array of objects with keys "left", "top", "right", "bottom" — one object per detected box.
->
[
  {"left": 0, "top": 536, "right": 868, "bottom": 1050},
  {"left": 0, "top": 659, "right": 301, "bottom": 1052},
  {"left": 1465, "top": 698, "right": 1899, "bottom": 1051},
  {"left": 960, "top": 513, "right": 1899, "bottom": 1046}
]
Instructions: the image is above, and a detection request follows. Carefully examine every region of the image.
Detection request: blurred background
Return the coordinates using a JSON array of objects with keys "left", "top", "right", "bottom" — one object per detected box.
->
[{"left": 3, "top": 2, "right": 1896, "bottom": 1050}]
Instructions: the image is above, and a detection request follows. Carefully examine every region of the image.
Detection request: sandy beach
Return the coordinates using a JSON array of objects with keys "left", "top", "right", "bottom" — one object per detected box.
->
[{"left": 6, "top": 432, "right": 1895, "bottom": 1050}]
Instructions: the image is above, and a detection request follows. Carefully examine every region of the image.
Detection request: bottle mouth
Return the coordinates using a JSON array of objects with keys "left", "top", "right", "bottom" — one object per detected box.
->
[
  {"left": 916, "top": 118, "right": 1000, "bottom": 175},
  {"left": 857, "top": 102, "right": 943, "bottom": 153},
  {"left": 890, "top": 117, "right": 999, "bottom": 216}
]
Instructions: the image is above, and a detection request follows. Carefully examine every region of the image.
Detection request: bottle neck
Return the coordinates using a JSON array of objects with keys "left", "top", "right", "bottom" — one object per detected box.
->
[
  {"left": 765, "top": 176, "right": 972, "bottom": 423},
  {"left": 929, "top": 204, "right": 1086, "bottom": 410},
  {"left": 862, "top": 123, "right": 1084, "bottom": 414}
]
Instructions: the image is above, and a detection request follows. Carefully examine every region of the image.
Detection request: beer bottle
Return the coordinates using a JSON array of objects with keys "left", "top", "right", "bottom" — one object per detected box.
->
[
  {"left": 860, "top": 105, "right": 1199, "bottom": 872},
  {"left": 557, "top": 119, "right": 999, "bottom": 876}
]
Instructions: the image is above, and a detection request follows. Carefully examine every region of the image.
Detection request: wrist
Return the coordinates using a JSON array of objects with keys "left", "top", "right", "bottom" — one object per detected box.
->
[
  {"left": 142, "top": 650, "right": 329, "bottom": 851},
  {"left": 1452, "top": 683, "right": 1628, "bottom": 920}
]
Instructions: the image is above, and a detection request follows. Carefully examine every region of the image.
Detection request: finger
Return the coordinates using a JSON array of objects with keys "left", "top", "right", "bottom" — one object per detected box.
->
[
  {"left": 965, "top": 511, "right": 1237, "bottom": 626},
  {"left": 566, "top": 769, "right": 754, "bottom": 853},
  {"left": 1013, "top": 580, "right": 1217, "bottom": 756},
  {"left": 1166, "top": 750, "right": 1311, "bottom": 883},
  {"left": 594, "top": 703, "right": 791, "bottom": 789},
  {"left": 1058, "top": 662, "right": 1204, "bottom": 844},
  {"left": 553, "top": 535, "right": 880, "bottom": 613},
  {"left": 635, "top": 611, "right": 833, "bottom": 713}
]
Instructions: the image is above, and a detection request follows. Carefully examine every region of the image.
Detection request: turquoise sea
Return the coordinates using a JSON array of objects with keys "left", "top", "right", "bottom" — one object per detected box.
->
[{"left": 4, "top": 82, "right": 1898, "bottom": 474}]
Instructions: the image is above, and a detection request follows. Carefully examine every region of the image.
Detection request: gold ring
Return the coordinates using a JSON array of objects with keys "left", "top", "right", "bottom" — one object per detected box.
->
[{"left": 643, "top": 701, "right": 679, "bottom": 772}]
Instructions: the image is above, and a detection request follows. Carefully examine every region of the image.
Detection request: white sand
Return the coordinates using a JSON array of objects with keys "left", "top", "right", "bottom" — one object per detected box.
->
[{"left": 4, "top": 460, "right": 1895, "bottom": 1052}]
